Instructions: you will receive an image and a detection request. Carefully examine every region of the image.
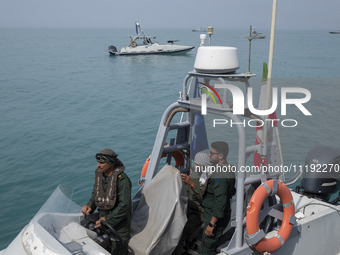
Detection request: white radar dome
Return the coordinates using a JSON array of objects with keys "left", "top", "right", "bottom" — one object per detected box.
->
[{"left": 194, "top": 46, "right": 240, "bottom": 74}]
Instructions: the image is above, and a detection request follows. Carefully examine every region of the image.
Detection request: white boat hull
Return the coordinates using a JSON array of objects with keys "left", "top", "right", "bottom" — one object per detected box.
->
[
  {"left": 109, "top": 43, "right": 194, "bottom": 56},
  {"left": 108, "top": 21, "right": 194, "bottom": 56},
  {"left": 2, "top": 191, "right": 339, "bottom": 255}
]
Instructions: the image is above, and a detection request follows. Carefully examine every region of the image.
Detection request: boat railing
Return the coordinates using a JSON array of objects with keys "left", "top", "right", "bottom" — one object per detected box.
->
[
  {"left": 182, "top": 71, "right": 255, "bottom": 102},
  {"left": 178, "top": 71, "right": 285, "bottom": 251},
  {"left": 143, "top": 70, "right": 286, "bottom": 252},
  {"left": 162, "top": 143, "right": 190, "bottom": 154},
  {"left": 144, "top": 103, "right": 190, "bottom": 182}
]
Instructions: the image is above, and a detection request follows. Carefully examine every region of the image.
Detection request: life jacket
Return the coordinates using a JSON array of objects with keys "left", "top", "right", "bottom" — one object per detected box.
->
[{"left": 94, "top": 166, "right": 125, "bottom": 210}]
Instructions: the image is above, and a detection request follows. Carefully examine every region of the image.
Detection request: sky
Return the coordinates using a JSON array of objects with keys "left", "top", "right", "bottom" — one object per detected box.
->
[{"left": 0, "top": 0, "right": 339, "bottom": 30}]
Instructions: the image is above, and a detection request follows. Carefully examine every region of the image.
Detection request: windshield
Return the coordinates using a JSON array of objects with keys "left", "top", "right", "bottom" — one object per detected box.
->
[
  {"left": 26, "top": 185, "right": 110, "bottom": 255},
  {"left": 33, "top": 184, "right": 81, "bottom": 220}
]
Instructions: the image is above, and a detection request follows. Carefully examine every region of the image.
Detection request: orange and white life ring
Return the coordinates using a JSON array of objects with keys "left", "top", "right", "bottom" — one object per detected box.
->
[
  {"left": 245, "top": 179, "right": 295, "bottom": 253},
  {"left": 129, "top": 40, "right": 137, "bottom": 47},
  {"left": 140, "top": 151, "right": 185, "bottom": 179},
  {"left": 140, "top": 156, "right": 151, "bottom": 179}
]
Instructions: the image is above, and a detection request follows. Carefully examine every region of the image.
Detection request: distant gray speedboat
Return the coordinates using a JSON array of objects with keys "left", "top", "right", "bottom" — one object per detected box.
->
[
  {"left": 108, "top": 22, "right": 194, "bottom": 56},
  {"left": 245, "top": 26, "right": 266, "bottom": 39},
  {"left": 192, "top": 27, "right": 207, "bottom": 32},
  {"left": 329, "top": 30, "right": 340, "bottom": 34}
]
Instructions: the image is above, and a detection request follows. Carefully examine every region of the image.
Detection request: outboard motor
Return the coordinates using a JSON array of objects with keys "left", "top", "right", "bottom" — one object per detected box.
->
[
  {"left": 108, "top": 45, "right": 118, "bottom": 55},
  {"left": 300, "top": 145, "right": 340, "bottom": 203}
]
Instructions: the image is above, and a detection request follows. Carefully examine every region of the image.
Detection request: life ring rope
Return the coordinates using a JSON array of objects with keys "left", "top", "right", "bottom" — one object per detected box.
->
[
  {"left": 129, "top": 40, "right": 137, "bottom": 47},
  {"left": 245, "top": 179, "right": 295, "bottom": 253}
]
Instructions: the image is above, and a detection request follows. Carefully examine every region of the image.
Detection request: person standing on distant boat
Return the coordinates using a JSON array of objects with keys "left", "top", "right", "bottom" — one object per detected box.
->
[
  {"left": 81, "top": 148, "right": 132, "bottom": 255},
  {"left": 201, "top": 141, "right": 236, "bottom": 255}
]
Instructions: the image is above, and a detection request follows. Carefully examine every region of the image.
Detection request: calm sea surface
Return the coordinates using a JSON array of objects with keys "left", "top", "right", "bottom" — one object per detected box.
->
[{"left": 0, "top": 28, "right": 339, "bottom": 249}]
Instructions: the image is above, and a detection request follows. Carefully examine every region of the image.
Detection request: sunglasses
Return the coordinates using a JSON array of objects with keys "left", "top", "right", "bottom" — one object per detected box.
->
[
  {"left": 96, "top": 154, "right": 113, "bottom": 164},
  {"left": 209, "top": 151, "right": 220, "bottom": 155}
]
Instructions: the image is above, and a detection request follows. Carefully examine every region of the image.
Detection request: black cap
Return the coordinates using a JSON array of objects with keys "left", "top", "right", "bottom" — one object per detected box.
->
[{"left": 95, "top": 148, "right": 117, "bottom": 165}]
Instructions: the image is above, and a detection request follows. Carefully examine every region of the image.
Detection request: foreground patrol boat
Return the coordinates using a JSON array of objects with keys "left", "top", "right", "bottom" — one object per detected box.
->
[
  {"left": 108, "top": 22, "right": 194, "bottom": 56},
  {"left": 2, "top": 38, "right": 340, "bottom": 255},
  {"left": 2, "top": 12, "right": 340, "bottom": 255}
]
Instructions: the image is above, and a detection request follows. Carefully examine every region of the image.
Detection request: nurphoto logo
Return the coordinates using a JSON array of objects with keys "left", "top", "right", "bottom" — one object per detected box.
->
[{"left": 200, "top": 83, "right": 312, "bottom": 128}]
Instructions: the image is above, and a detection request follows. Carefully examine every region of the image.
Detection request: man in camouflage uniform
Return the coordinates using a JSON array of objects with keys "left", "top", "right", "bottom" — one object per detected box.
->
[
  {"left": 173, "top": 150, "right": 211, "bottom": 254},
  {"left": 201, "top": 141, "right": 236, "bottom": 255},
  {"left": 81, "top": 148, "right": 131, "bottom": 255}
]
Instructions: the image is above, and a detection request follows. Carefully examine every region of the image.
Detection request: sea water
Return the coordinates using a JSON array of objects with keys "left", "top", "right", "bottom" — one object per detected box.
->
[{"left": 0, "top": 28, "right": 339, "bottom": 249}]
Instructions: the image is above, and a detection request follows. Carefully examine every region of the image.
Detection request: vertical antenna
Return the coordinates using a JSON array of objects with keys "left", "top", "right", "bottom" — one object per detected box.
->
[
  {"left": 247, "top": 25, "right": 253, "bottom": 74},
  {"left": 207, "top": 26, "right": 214, "bottom": 45}
]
